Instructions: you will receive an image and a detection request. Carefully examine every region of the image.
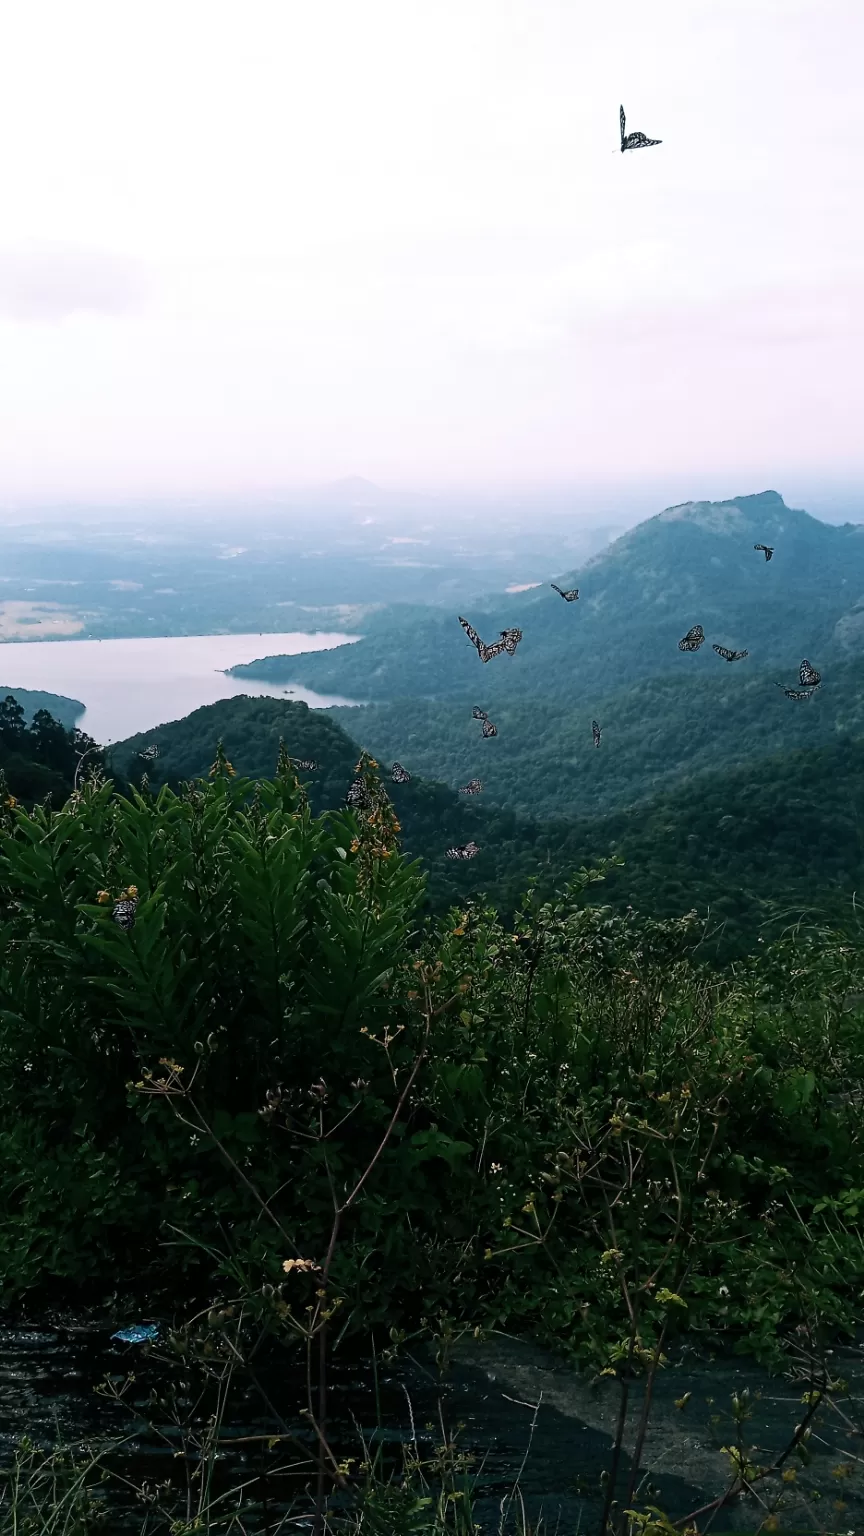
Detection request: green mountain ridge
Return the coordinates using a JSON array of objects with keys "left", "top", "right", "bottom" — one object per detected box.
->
[{"left": 229, "top": 489, "right": 864, "bottom": 704}]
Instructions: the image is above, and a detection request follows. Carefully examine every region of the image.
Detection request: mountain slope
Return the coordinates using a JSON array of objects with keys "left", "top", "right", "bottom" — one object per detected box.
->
[
  {"left": 109, "top": 694, "right": 864, "bottom": 957},
  {"left": 230, "top": 490, "right": 864, "bottom": 704},
  {"left": 323, "top": 652, "right": 864, "bottom": 822}
]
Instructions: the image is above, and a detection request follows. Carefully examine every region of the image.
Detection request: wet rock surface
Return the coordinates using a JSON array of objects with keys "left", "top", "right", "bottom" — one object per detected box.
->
[{"left": 2, "top": 1315, "right": 864, "bottom": 1531}]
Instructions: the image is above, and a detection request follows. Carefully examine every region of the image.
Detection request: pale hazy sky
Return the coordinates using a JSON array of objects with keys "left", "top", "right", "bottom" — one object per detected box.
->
[{"left": 0, "top": 0, "right": 861, "bottom": 503}]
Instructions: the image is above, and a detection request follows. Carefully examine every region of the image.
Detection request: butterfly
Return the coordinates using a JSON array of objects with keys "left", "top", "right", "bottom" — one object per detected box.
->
[
  {"left": 112, "top": 1323, "right": 159, "bottom": 1345},
  {"left": 446, "top": 842, "right": 480, "bottom": 861},
  {"left": 112, "top": 898, "right": 138, "bottom": 931},
  {"left": 799, "top": 659, "right": 821, "bottom": 688},
  {"left": 391, "top": 762, "right": 411, "bottom": 784},
  {"left": 499, "top": 627, "right": 523, "bottom": 656},
  {"left": 138, "top": 744, "right": 159, "bottom": 761},
  {"left": 472, "top": 706, "right": 498, "bottom": 738},
  {"left": 459, "top": 778, "right": 483, "bottom": 795},
  {"left": 712, "top": 644, "right": 749, "bottom": 663},
  {"left": 346, "top": 779, "right": 370, "bottom": 807},
  {"left": 754, "top": 544, "right": 774, "bottom": 562},
  {"left": 775, "top": 684, "right": 817, "bottom": 701},
  {"left": 459, "top": 616, "right": 507, "bottom": 663},
  {"left": 620, "top": 104, "right": 661, "bottom": 152},
  {"left": 291, "top": 758, "right": 318, "bottom": 771},
  {"left": 551, "top": 583, "right": 579, "bottom": 602},
  {"left": 678, "top": 624, "right": 705, "bottom": 652},
  {"left": 592, "top": 720, "right": 602, "bottom": 748}
]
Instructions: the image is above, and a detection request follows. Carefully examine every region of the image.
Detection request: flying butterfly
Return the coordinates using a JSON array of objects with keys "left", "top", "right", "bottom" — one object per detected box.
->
[
  {"left": 754, "top": 544, "right": 774, "bottom": 562},
  {"left": 775, "top": 683, "right": 817, "bottom": 701},
  {"left": 620, "top": 104, "right": 661, "bottom": 153},
  {"left": 551, "top": 583, "right": 579, "bottom": 602},
  {"left": 472, "top": 705, "right": 498, "bottom": 737},
  {"left": 459, "top": 778, "right": 483, "bottom": 795},
  {"left": 346, "top": 779, "right": 370, "bottom": 808},
  {"left": 799, "top": 659, "right": 821, "bottom": 688},
  {"left": 446, "top": 841, "right": 480, "bottom": 861},
  {"left": 712, "top": 644, "right": 749, "bottom": 663},
  {"left": 592, "top": 720, "right": 602, "bottom": 748},
  {"left": 678, "top": 624, "right": 705, "bottom": 653},
  {"left": 499, "top": 626, "right": 523, "bottom": 656},
  {"left": 291, "top": 758, "right": 318, "bottom": 771},
  {"left": 112, "top": 897, "right": 138, "bottom": 932},
  {"left": 138, "top": 744, "right": 160, "bottom": 761},
  {"left": 458, "top": 616, "right": 507, "bottom": 664},
  {"left": 391, "top": 762, "right": 411, "bottom": 784}
]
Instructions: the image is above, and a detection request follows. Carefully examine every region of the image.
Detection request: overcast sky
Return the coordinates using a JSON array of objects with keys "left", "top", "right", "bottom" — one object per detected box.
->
[{"left": 0, "top": 0, "right": 861, "bottom": 506}]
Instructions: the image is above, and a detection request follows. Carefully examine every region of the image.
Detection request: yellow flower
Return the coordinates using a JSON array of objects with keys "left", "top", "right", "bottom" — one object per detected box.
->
[
  {"left": 452, "top": 926, "right": 465, "bottom": 937},
  {"left": 125, "top": 885, "right": 139, "bottom": 898},
  {"left": 96, "top": 890, "right": 112, "bottom": 905},
  {"left": 282, "top": 1257, "right": 319, "bottom": 1274},
  {"left": 4, "top": 795, "right": 17, "bottom": 809}
]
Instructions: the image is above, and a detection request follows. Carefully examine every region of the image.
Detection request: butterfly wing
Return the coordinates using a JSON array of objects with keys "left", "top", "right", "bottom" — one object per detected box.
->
[
  {"left": 799, "top": 660, "right": 821, "bottom": 688},
  {"left": 480, "top": 637, "right": 506, "bottom": 662},
  {"left": 391, "top": 762, "right": 411, "bottom": 784},
  {"left": 346, "top": 779, "right": 368, "bottom": 807},
  {"left": 482, "top": 718, "right": 497, "bottom": 738},
  {"left": 623, "top": 131, "right": 662, "bottom": 150},
  {"left": 112, "top": 898, "right": 138, "bottom": 931},
  {"left": 620, "top": 104, "right": 626, "bottom": 148},
  {"left": 458, "top": 616, "right": 484, "bottom": 654},
  {"left": 765, "top": 547, "right": 774, "bottom": 561},
  {"left": 500, "top": 627, "right": 522, "bottom": 656},
  {"left": 459, "top": 778, "right": 483, "bottom": 795},
  {"left": 472, "top": 706, "right": 487, "bottom": 720},
  {"left": 678, "top": 624, "right": 705, "bottom": 652},
  {"left": 592, "top": 720, "right": 601, "bottom": 747}
]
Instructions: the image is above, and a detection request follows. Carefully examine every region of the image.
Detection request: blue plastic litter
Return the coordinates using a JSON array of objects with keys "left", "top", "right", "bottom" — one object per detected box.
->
[{"left": 111, "top": 1323, "right": 159, "bottom": 1344}]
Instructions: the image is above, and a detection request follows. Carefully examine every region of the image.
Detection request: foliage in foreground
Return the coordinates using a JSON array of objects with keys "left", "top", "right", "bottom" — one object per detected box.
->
[{"left": 1, "top": 755, "right": 864, "bottom": 1374}]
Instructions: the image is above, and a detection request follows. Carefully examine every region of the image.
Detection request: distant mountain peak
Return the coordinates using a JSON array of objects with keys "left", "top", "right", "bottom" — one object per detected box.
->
[{"left": 652, "top": 490, "right": 803, "bottom": 537}]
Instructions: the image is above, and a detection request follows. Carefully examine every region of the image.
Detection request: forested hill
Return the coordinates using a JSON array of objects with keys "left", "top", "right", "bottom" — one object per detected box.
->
[
  {"left": 324, "top": 653, "right": 864, "bottom": 822},
  {"left": 111, "top": 694, "right": 864, "bottom": 957},
  {"left": 0, "top": 685, "right": 83, "bottom": 730},
  {"left": 229, "top": 490, "right": 864, "bottom": 703},
  {"left": 0, "top": 693, "right": 101, "bottom": 804}
]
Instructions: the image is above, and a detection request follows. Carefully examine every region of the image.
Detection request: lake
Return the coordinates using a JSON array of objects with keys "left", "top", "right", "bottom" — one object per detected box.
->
[{"left": 0, "top": 632, "right": 361, "bottom": 744}]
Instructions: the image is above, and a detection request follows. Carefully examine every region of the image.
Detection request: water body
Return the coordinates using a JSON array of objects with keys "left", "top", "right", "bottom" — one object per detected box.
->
[{"left": 0, "top": 632, "right": 361, "bottom": 744}]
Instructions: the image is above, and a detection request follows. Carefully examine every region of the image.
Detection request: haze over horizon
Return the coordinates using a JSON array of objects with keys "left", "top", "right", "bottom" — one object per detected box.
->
[{"left": 0, "top": 0, "right": 861, "bottom": 507}]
